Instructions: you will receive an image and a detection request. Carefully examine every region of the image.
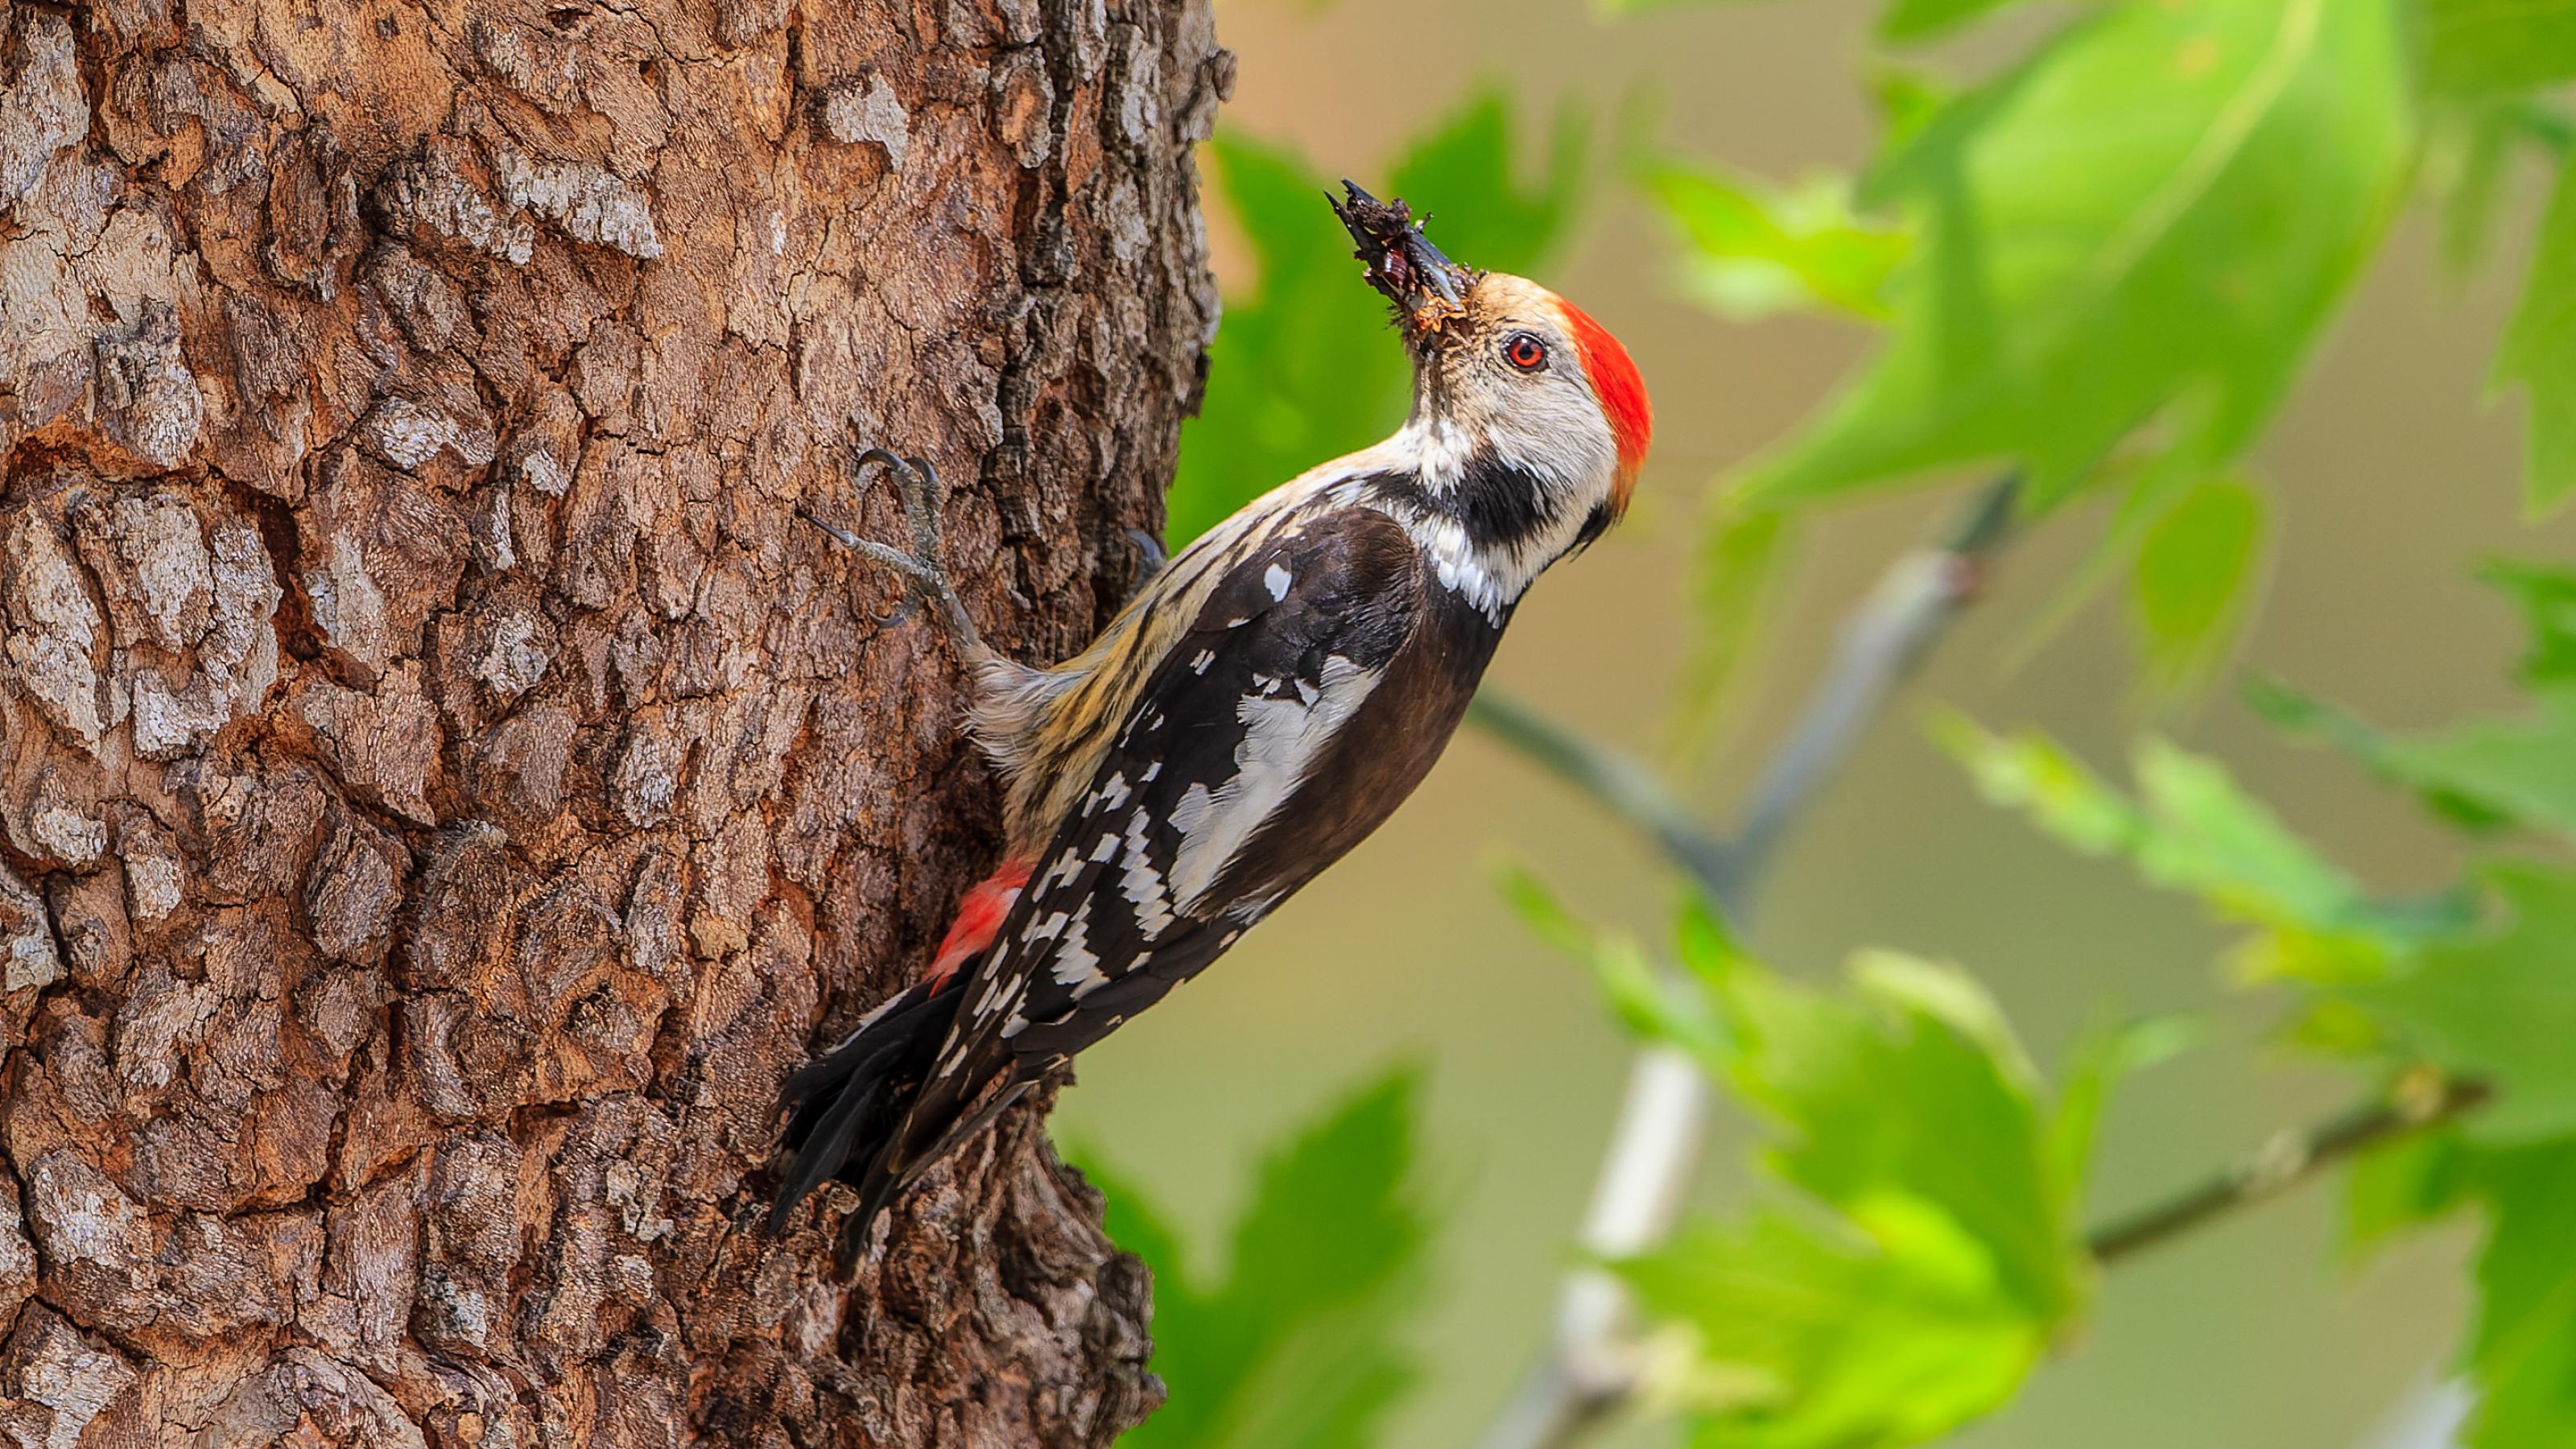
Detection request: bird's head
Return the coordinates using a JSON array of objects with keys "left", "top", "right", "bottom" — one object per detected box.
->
[{"left": 1331, "top": 184, "right": 1652, "bottom": 573}]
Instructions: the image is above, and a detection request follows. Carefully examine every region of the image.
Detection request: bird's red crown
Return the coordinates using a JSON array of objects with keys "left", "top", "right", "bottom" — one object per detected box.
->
[{"left": 1554, "top": 296, "right": 1651, "bottom": 516}]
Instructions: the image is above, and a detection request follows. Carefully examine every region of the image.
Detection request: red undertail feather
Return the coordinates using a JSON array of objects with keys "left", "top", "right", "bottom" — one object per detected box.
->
[
  {"left": 923, "top": 859, "right": 1033, "bottom": 989},
  {"left": 1554, "top": 296, "right": 1652, "bottom": 515}
]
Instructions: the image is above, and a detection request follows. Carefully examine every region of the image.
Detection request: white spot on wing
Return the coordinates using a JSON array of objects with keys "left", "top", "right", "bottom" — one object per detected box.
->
[
  {"left": 1050, "top": 898, "right": 1110, "bottom": 995},
  {"left": 1038, "top": 850, "right": 1084, "bottom": 893},
  {"left": 1098, "top": 771, "right": 1131, "bottom": 810},
  {"left": 1191, "top": 649, "right": 1216, "bottom": 675},
  {"left": 1264, "top": 563, "right": 1292, "bottom": 600},
  {"left": 1118, "top": 807, "right": 1175, "bottom": 943},
  {"left": 1166, "top": 654, "right": 1382, "bottom": 910}
]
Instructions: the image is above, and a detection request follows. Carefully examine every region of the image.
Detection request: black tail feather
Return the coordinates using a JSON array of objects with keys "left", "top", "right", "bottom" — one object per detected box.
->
[
  {"left": 768, "top": 979, "right": 960, "bottom": 1237},
  {"left": 832, "top": 1071, "right": 1040, "bottom": 1271}
]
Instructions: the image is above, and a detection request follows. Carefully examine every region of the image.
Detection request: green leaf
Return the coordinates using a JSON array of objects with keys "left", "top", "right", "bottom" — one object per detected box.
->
[
  {"left": 2421, "top": 0, "right": 2576, "bottom": 99},
  {"left": 2352, "top": 865, "right": 2576, "bottom": 1143},
  {"left": 2342, "top": 1125, "right": 2478, "bottom": 1258},
  {"left": 1500, "top": 864, "right": 1730, "bottom": 1059},
  {"left": 1938, "top": 719, "right": 2353, "bottom": 924},
  {"left": 1736, "top": 952, "right": 2070, "bottom": 1313},
  {"left": 1097, "top": 1067, "right": 1436, "bottom": 1449},
  {"left": 1866, "top": 66, "right": 1953, "bottom": 152},
  {"left": 2128, "top": 475, "right": 2268, "bottom": 696},
  {"left": 1734, "top": 0, "right": 2412, "bottom": 511},
  {"left": 2252, "top": 562, "right": 2576, "bottom": 841},
  {"left": 1167, "top": 93, "right": 1587, "bottom": 548},
  {"left": 2365, "top": 698, "right": 2576, "bottom": 839},
  {"left": 2257, "top": 680, "right": 2576, "bottom": 844},
  {"left": 1936, "top": 716, "right": 2438, "bottom": 979},
  {"left": 2496, "top": 149, "right": 2576, "bottom": 516},
  {"left": 1616, "top": 947, "right": 2097, "bottom": 1448},
  {"left": 2337, "top": 1134, "right": 2576, "bottom": 1449},
  {"left": 1645, "top": 159, "right": 1910, "bottom": 321},
  {"left": 2483, "top": 561, "right": 2576, "bottom": 686},
  {"left": 2458, "top": 1141, "right": 2576, "bottom": 1448},
  {"left": 2434, "top": 103, "right": 2521, "bottom": 280},
  {"left": 1622, "top": 1214, "right": 2046, "bottom": 1449},
  {"left": 2049, "top": 1013, "right": 2198, "bottom": 1199}
]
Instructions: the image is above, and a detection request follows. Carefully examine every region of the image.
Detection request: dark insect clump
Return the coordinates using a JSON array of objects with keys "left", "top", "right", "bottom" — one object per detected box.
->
[{"left": 1328, "top": 181, "right": 1476, "bottom": 335}]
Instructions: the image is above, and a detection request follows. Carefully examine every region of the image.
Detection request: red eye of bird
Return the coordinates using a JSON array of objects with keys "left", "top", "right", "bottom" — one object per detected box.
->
[{"left": 1504, "top": 333, "right": 1547, "bottom": 372}]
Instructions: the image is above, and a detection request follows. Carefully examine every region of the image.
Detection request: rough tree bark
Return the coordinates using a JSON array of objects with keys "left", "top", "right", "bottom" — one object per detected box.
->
[{"left": 0, "top": 1, "right": 1228, "bottom": 1443}]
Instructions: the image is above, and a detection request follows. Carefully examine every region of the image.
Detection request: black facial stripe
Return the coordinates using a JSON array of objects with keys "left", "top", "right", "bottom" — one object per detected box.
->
[
  {"left": 1459, "top": 456, "right": 1556, "bottom": 553},
  {"left": 1362, "top": 458, "right": 1563, "bottom": 555}
]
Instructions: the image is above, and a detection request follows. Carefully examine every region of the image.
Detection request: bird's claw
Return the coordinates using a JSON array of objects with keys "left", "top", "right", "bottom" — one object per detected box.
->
[{"left": 804, "top": 443, "right": 986, "bottom": 658}]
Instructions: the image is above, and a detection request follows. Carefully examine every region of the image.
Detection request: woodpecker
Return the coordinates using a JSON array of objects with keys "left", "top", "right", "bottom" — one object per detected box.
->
[{"left": 775, "top": 184, "right": 1652, "bottom": 1267}]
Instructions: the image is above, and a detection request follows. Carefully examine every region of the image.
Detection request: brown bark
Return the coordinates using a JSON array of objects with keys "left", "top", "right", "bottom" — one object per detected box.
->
[{"left": 0, "top": 0, "right": 1228, "bottom": 1443}]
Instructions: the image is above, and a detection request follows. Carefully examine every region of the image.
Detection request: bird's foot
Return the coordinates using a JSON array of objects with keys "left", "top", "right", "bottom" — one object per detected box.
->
[{"left": 802, "top": 444, "right": 986, "bottom": 659}]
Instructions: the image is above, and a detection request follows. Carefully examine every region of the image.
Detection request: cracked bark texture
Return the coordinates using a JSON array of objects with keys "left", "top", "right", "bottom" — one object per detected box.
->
[{"left": 0, "top": 0, "right": 1228, "bottom": 1443}]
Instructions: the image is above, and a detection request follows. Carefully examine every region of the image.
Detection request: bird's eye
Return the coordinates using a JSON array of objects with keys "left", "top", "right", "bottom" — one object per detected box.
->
[{"left": 1503, "top": 332, "right": 1548, "bottom": 372}]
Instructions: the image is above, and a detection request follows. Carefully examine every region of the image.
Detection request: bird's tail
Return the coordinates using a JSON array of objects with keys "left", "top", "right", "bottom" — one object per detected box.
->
[{"left": 767, "top": 978, "right": 961, "bottom": 1242}]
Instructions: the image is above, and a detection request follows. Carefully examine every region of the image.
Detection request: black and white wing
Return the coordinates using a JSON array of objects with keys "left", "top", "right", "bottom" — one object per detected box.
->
[{"left": 842, "top": 506, "right": 1447, "bottom": 1224}]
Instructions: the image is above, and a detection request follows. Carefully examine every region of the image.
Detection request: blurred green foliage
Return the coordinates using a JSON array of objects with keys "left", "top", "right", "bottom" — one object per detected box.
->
[
  {"left": 2126, "top": 476, "right": 2267, "bottom": 697},
  {"left": 1738, "top": 0, "right": 2411, "bottom": 512},
  {"left": 2355, "top": 865, "right": 2576, "bottom": 1142},
  {"left": 1640, "top": 161, "right": 1907, "bottom": 322},
  {"left": 1083, "top": 1068, "right": 1434, "bottom": 1449},
  {"left": 1505, "top": 878, "right": 2112, "bottom": 1449},
  {"left": 2498, "top": 153, "right": 2576, "bottom": 514},
  {"left": 2422, "top": 0, "right": 2576, "bottom": 97},
  {"left": 1640, "top": 0, "right": 2573, "bottom": 727},
  {"left": 1932, "top": 717, "right": 2462, "bottom": 984},
  {"left": 1131, "top": 0, "right": 2576, "bottom": 1444},
  {"left": 1690, "top": 0, "right": 2414, "bottom": 719},
  {"left": 2256, "top": 564, "right": 2576, "bottom": 837},
  {"left": 1944, "top": 562, "right": 2576, "bottom": 1449}
]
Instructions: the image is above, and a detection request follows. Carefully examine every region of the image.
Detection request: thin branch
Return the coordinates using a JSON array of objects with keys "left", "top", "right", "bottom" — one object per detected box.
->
[
  {"left": 1467, "top": 692, "right": 1731, "bottom": 898},
  {"left": 1469, "top": 476, "right": 2021, "bottom": 1449},
  {"left": 1717, "top": 475, "right": 2016, "bottom": 906},
  {"left": 2087, "top": 1075, "right": 2489, "bottom": 1264}
]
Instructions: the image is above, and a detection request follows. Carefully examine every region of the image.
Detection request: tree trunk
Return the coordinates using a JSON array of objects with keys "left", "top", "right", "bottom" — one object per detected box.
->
[{"left": 0, "top": 1, "right": 1227, "bottom": 1443}]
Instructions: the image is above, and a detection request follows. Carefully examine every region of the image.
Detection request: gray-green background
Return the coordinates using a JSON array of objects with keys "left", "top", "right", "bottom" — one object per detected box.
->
[{"left": 1053, "top": 2, "right": 2574, "bottom": 1443}]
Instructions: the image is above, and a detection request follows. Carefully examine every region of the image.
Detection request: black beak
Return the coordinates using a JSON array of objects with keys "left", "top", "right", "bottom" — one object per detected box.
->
[{"left": 1329, "top": 180, "right": 1475, "bottom": 332}]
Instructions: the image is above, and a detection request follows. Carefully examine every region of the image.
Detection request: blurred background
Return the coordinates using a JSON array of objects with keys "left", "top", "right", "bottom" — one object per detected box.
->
[{"left": 1050, "top": 2, "right": 2576, "bottom": 1445}]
